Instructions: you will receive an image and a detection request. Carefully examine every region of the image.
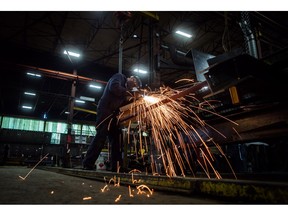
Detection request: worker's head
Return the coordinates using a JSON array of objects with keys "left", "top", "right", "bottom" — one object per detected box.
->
[{"left": 127, "top": 75, "right": 142, "bottom": 90}]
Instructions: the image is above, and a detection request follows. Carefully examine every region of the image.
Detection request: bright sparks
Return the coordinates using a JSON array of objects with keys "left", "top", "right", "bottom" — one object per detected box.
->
[
  {"left": 18, "top": 153, "right": 49, "bottom": 180},
  {"left": 118, "top": 81, "right": 238, "bottom": 179},
  {"left": 143, "top": 95, "right": 160, "bottom": 104},
  {"left": 115, "top": 195, "right": 122, "bottom": 202},
  {"left": 128, "top": 185, "right": 134, "bottom": 197},
  {"left": 136, "top": 184, "right": 153, "bottom": 196}
]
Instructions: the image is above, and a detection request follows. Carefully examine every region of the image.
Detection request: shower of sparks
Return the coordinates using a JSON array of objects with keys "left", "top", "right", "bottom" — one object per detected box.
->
[
  {"left": 83, "top": 196, "right": 92, "bottom": 200},
  {"left": 115, "top": 195, "right": 122, "bottom": 202},
  {"left": 131, "top": 172, "right": 141, "bottom": 184},
  {"left": 128, "top": 185, "right": 134, "bottom": 197},
  {"left": 18, "top": 153, "right": 49, "bottom": 180},
  {"left": 116, "top": 161, "right": 120, "bottom": 173},
  {"left": 116, "top": 177, "right": 120, "bottom": 187},
  {"left": 118, "top": 81, "right": 238, "bottom": 179},
  {"left": 101, "top": 185, "right": 109, "bottom": 192},
  {"left": 129, "top": 169, "right": 142, "bottom": 174},
  {"left": 108, "top": 176, "right": 116, "bottom": 185},
  {"left": 129, "top": 169, "right": 142, "bottom": 183},
  {"left": 136, "top": 184, "right": 153, "bottom": 196},
  {"left": 108, "top": 176, "right": 120, "bottom": 186}
]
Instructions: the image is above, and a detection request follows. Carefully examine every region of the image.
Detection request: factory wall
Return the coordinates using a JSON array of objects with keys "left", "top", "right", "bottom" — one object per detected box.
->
[
  {"left": 1, "top": 114, "right": 288, "bottom": 175},
  {"left": 0, "top": 115, "right": 96, "bottom": 167}
]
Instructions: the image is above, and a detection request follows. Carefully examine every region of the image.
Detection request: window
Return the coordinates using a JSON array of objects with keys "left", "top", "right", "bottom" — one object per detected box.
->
[
  {"left": 51, "top": 133, "right": 61, "bottom": 144},
  {"left": 0, "top": 116, "right": 96, "bottom": 143},
  {"left": 45, "top": 121, "right": 68, "bottom": 134},
  {"left": 1, "top": 116, "right": 44, "bottom": 131},
  {"left": 72, "top": 124, "right": 82, "bottom": 135},
  {"left": 82, "top": 124, "right": 96, "bottom": 136}
]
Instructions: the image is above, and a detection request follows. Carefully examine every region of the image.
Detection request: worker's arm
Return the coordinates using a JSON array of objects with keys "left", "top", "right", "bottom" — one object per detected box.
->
[{"left": 108, "top": 74, "right": 128, "bottom": 97}]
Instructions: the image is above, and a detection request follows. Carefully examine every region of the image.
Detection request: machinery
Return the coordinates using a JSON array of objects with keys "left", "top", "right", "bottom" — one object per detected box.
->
[{"left": 117, "top": 48, "right": 288, "bottom": 175}]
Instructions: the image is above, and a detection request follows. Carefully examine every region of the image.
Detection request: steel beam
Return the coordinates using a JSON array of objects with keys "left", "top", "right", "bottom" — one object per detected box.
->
[{"left": 40, "top": 166, "right": 288, "bottom": 204}]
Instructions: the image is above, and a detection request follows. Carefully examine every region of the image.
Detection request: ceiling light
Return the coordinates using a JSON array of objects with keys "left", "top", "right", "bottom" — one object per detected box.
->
[
  {"left": 43, "top": 112, "right": 47, "bottom": 119},
  {"left": 176, "top": 50, "right": 186, "bottom": 55},
  {"left": 134, "top": 68, "right": 148, "bottom": 74},
  {"left": 75, "top": 99, "right": 85, "bottom": 104},
  {"left": 22, "top": 105, "right": 32, "bottom": 110},
  {"left": 175, "top": 30, "right": 192, "bottom": 38},
  {"left": 24, "top": 92, "right": 36, "bottom": 96},
  {"left": 63, "top": 50, "right": 80, "bottom": 58},
  {"left": 161, "top": 45, "right": 169, "bottom": 49},
  {"left": 65, "top": 111, "right": 70, "bottom": 115},
  {"left": 80, "top": 96, "right": 95, "bottom": 102},
  {"left": 27, "top": 72, "right": 41, "bottom": 77},
  {"left": 89, "top": 84, "right": 102, "bottom": 89}
]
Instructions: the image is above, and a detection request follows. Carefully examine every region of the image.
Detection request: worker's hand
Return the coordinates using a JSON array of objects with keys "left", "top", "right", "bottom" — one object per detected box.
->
[
  {"left": 131, "top": 87, "right": 139, "bottom": 92},
  {"left": 128, "top": 88, "right": 145, "bottom": 100},
  {"left": 133, "top": 89, "right": 146, "bottom": 98}
]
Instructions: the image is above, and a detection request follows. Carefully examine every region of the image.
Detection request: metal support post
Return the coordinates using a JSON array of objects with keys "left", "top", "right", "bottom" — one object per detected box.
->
[
  {"left": 122, "top": 128, "right": 128, "bottom": 170},
  {"left": 118, "top": 24, "right": 123, "bottom": 74},
  {"left": 63, "top": 68, "right": 77, "bottom": 168}
]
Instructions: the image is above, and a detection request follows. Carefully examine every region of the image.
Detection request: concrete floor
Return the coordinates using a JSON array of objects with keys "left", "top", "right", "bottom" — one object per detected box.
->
[
  {"left": 0, "top": 165, "right": 228, "bottom": 205},
  {"left": 1, "top": 166, "right": 284, "bottom": 216}
]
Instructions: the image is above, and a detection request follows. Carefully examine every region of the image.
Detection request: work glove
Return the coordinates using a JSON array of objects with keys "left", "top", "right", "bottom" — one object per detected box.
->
[{"left": 131, "top": 87, "right": 139, "bottom": 92}]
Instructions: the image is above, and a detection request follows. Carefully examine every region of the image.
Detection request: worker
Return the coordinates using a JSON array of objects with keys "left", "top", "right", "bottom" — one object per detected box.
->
[{"left": 82, "top": 73, "right": 142, "bottom": 171}]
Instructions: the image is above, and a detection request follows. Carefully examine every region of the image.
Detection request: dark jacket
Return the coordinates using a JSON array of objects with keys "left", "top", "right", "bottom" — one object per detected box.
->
[{"left": 96, "top": 73, "right": 128, "bottom": 125}]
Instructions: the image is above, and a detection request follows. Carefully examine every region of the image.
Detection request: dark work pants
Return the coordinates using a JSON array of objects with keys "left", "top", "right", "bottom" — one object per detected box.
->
[{"left": 83, "top": 117, "right": 122, "bottom": 171}]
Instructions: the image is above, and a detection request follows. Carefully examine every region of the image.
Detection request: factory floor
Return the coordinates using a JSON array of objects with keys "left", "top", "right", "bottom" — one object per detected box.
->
[
  {"left": 0, "top": 166, "right": 284, "bottom": 216},
  {"left": 0, "top": 165, "right": 227, "bottom": 204}
]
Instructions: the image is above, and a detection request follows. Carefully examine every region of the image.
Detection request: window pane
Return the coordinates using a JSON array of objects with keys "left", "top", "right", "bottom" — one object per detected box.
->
[
  {"left": 82, "top": 124, "right": 96, "bottom": 136},
  {"left": 1, "top": 116, "right": 44, "bottom": 131},
  {"left": 51, "top": 133, "right": 61, "bottom": 144},
  {"left": 45, "top": 121, "right": 68, "bottom": 134},
  {"left": 72, "top": 124, "right": 82, "bottom": 135}
]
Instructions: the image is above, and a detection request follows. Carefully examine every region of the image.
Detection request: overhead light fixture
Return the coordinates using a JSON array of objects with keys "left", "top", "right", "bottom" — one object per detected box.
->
[
  {"left": 134, "top": 68, "right": 148, "bottom": 74},
  {"left": 75, "top": 99, "right": 85, "bottom": 104},
  {"left": 43, "top": 112, "right": 48, "bottom": 119},
  {"left": 175, "top": 30, "right": 192, "bottom": 38},
  {"left": 161, "top": 45, "right": 169, "bottom": 49},
  {"left": 89, "top": 84, "right": 102, "bottom": 89},
  {"left": 80, "top": 96, "right": 95, "bottom": 102},
  {"left": 24, "top": 92, "right": 36, "bottom": 96},
  {"left": 176, "top": 50, "right": 186, "bottom": 55},
  {"left": 65, "top": 111, "right": 70, "bottom": 115},
  {"left": 27, "top": 72, "right": 41, "bottom": 77},
  {"left": 63, "top": 50, "right": 80, "bottom": 58},
  {"left": 22, "top": 105, "right": 32, "bottom": 110}
]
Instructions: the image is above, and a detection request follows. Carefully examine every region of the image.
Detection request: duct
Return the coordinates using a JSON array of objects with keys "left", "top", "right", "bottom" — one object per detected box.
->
[
  {"left": 239, "top": 12, "right": 258, "bottom": 59},
  {"left": 246, "top": 30, "right": 258, "bottom": 59},
  {"left": 168, "top": 45, "right": 194, "bottom": 67}
]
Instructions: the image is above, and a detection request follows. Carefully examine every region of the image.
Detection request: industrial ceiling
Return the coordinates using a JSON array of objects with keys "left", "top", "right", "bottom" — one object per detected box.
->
[{"left": 0, "top": 11, "right": 288, "bottom": 122}]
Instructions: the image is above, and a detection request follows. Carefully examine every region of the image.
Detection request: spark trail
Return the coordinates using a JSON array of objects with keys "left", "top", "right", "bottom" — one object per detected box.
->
[
  {"left": 19, "top": 153, "right": 49, "bottom": 180},
  {"left": 118, "top": 81, "right": 238, "bottom": 179}
]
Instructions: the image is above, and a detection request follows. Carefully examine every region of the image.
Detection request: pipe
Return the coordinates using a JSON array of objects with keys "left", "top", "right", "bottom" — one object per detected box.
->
[
  {"left": 17, "top": 64, "right": 107, "bottom": 84},
  {"left": 240, "top": 12, "right": 258, "bottom": 59}
]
